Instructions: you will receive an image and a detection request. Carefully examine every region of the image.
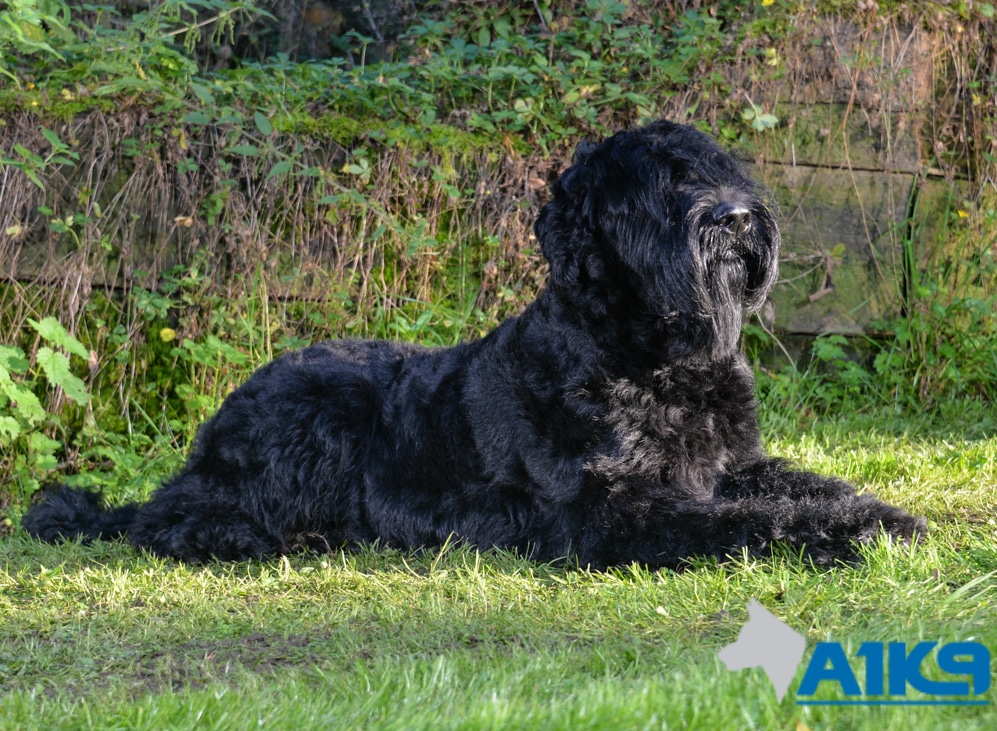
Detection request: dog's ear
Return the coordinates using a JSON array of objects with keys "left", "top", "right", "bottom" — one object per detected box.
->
[
  {"left": 534, "top": 146, "right": 601, "bottom": 292},
  {"left": 571, "top": 140, "right": 599, "bottom": 166},
  {"left": 535, "top": 170, "right": 590, "bottom": 292}
]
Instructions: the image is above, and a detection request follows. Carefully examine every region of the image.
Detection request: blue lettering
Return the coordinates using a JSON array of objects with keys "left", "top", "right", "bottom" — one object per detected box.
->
[
  {"left": 888, "top": 642, "right": 966, "bottom": 696},
  {"left": 936, "top": 642, "right": 991, "bottom": 696},
  {"left": 798, "top": 642, "right": 862, "bottom": 696},
  {"left": 794, "top": 639, "right": 992, "bottom": 704},
  {"left": 856, "top": 642, "right": 884, "bottom": 696}
]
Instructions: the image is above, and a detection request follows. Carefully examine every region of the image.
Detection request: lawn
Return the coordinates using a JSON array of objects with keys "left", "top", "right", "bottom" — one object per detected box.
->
[{"left": 1, "top": 406, "right": 995, "bottom": 730}]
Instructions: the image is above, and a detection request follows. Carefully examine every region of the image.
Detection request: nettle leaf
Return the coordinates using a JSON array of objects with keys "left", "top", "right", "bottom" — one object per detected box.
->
[
  {"left": 266, "top": 160, "right": 293, "bottom": 180},
  {"left": 28, "top": 431, "right": 62, "bottom": 456},
  {"left": 28, "top": 317, "right": 66, "bottom": 342},
  {"left": 183, "top": 111, "right": 213, "bottom": 125},
  {"left": 0, "top": 377, "right": 46, "bottom": 425},
  {"left": 35, "top": 348, "right": 89, "bottom": 405},
  {"left": 35, "top": 347, "right": 71, "bottom": 386},
  {"left": 0, "top": 415, "right": 21, "bottom": 440},
  {"left": 254, "top": 111, "right": 273, "bottom": 136},
  {"left": 191, "top": 82, "right": 216, "bottom": 105},
  {"left": 32, "top": 451, "right": 59, "bottom": 471},
  {"left": 28, "top": 317, "right": 89, "bottom": 360},
  {"left": 41, "top": 128, "right": 68, "bottom": 151},
  {"left": 59, "top": 373, "right": 89, "bottom": 405},
  {"left": 0, "top": 345, "right": 29, "bottom": 374},
  {"left": 227, "top": 144, "right": 260, "bottom": 157}
]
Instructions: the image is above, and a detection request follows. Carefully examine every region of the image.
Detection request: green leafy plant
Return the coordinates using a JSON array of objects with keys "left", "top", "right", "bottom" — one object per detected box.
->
[
  {"left": 741, "top": 96, "right": 780, "bottom": 131},
  {"left": 0, "top": 128, "right": 79, "bottom": 191},
  {"left": 0, "top": 0, "right": 73, "bottom": 85},
  {"left": 0, "top": 317, "right": 90, "bottom": 496},
  {"left": 0, "top": 0, "right": 265, "bottom": 95}
]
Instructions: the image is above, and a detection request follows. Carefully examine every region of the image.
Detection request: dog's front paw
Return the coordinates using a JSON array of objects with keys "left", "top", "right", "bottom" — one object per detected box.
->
[
  {"left": 845, "top": 500, "right": 927, "bottom": 556},
  {"left": 800, "top": 499, "right": 926, "bottom": 567},
  {"left": 873, "top": 506, "right": 927, "bottom": 545}
]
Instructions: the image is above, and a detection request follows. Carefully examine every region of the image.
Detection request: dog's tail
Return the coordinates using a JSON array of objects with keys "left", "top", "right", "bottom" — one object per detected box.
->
[{"left": 21, "top": 485, "right": 139, "bottom": 544}]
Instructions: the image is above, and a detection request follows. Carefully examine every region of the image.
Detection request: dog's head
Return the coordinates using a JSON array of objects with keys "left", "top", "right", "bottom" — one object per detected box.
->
[{"left": 535, "top": 120, "right": 780, "bottom": 360}]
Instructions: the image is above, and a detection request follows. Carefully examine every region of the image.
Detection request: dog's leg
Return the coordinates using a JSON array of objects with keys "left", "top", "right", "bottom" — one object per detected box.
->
[
  {"left": 579, "top": 475, "right": 926, "bottom": 569},
  {"left": 718, "top": 458, "right": 927, "bottom": 555},
  {"left": 716, "top": 458, "right": 867, "bottom": 500}
]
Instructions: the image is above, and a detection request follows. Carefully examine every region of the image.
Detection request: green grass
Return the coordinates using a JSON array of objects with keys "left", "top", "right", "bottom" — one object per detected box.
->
[{"left": 1, "top": 406, "right": 996, "bottom": 730}]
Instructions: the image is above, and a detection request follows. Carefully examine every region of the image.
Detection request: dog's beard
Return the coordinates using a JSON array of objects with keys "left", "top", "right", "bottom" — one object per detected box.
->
[
  {"left": 636, "top": 260, "right": 746, "bottom": 361},
  {"left": 703, "top": 257, "right": 749, "bottom": 355},
  {"left": 696, "top": 205, "right": 778, "bottom": 356},
  {"left": 653, "top": 223, "right": 775, "bottom": 359},
  {"left": 620, "top": 234, "right": 749, "bottom": 360}
]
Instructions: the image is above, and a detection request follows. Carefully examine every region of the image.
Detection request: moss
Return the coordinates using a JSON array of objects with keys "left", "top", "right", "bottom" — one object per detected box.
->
[
  {"left": 284, "top": 112, "right": 364, "bottom": 144},
  {"left": 282, "top": 112, "right": 506, "bottom": 159},
  {"left": 0, "top": 90, "right": 120, "bottom": 119}
]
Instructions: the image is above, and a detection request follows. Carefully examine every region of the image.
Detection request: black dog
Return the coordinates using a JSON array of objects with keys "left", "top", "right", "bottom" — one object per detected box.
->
[{"left": 23, "top": 120, "right": 926, "bottom": 568}]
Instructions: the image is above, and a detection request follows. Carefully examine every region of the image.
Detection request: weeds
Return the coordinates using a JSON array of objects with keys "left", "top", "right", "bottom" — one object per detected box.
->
[
  {"left": 0, "top": 317, "right": 90, "bottom": 502},
  {"left": 751, "top": 195, "right": 997, "bottom": 414}
]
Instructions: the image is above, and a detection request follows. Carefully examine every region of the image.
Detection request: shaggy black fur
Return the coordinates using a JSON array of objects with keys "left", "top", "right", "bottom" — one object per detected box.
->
[{"left": 22, "top": 120, "right": 927, "bottom": 568}]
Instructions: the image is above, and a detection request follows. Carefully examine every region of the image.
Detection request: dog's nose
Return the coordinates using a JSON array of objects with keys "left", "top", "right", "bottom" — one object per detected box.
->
[{"left": 713, "top": 202, "right": 752, "bottom": 235}]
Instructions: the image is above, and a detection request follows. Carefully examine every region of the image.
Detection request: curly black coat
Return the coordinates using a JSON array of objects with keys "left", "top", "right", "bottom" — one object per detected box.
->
[{"left": 22, "top": 120, "right": 926, "bottom": 567}]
